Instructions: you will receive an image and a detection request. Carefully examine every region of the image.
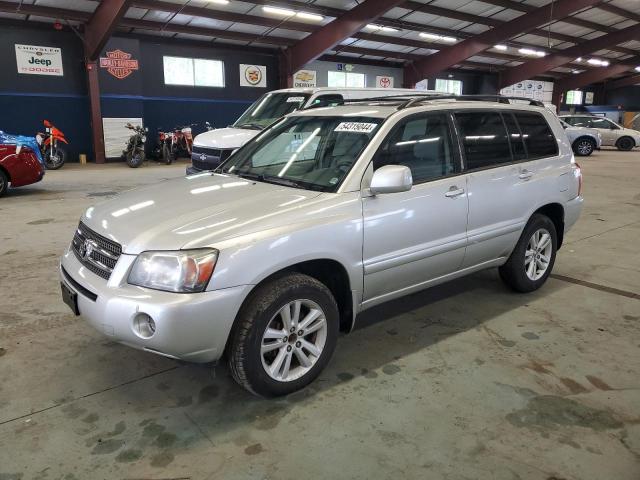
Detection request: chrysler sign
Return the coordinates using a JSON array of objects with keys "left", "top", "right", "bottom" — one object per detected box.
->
[{"left": 15, "top": 44, "right": 63, "bottom": 76}]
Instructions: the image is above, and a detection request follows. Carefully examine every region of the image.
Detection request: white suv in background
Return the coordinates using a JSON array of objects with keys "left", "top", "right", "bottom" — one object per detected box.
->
[
  {"left": 187, "top": 87, "right": 423, "bottom": 175},
  {"left": 60, "top": 95, "right": 583, "bottom": 397},
  {"left": 560, "top": 114, "right": 640, "bottom": 151}
]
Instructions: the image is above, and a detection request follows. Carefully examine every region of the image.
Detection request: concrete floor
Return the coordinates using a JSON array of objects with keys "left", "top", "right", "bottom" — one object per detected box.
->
[{"left": 0, "top": 151, "right": 638, "bottom": 480}]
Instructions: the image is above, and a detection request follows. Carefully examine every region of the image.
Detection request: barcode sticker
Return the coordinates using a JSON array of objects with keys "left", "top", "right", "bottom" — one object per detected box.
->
[
  {"left": 334, "top": 122, "right": 378, "bottom": 133},
  {"left": 286, "top": 96, "right": 305, "bottom": 103}
]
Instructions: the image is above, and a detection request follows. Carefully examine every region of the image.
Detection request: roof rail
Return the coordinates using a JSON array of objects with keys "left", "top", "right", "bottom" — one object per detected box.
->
[{"left": 398, "top": 95, "right": 545, "bottom": 109}]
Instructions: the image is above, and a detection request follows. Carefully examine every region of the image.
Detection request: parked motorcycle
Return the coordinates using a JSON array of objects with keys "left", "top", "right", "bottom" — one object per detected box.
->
[
  {"left": 170, "top": 124, "right": 194, "bottom": 160},
  {"left": 35, "top": 120, "right": 68, "bottom": 170},
  {"left": 123, "top": 123, "right": 147, "bottom": 168},
  {"left": 151, "top": 128, "right": 173, "bottom": 165}
]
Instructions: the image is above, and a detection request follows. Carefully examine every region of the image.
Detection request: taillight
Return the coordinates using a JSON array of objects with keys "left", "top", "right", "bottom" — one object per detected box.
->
[{"left": 574, "top": 162, "right": 583, "bottom": 197}]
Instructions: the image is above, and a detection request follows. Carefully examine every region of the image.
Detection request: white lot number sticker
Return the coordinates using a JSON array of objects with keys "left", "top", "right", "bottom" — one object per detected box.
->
[
  {"left": 334, "top": 122, "right": 377, "bottom": 133},
  {"left": 286, "top": 96, "right": 305, "bottom": 103}
]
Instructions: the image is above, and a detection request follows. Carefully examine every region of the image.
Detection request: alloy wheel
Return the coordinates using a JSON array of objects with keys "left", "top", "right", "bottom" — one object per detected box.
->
[
  {"left": 524, "top": 228, "right": 552, "bottom": 281},
  {"left": 260, "top": 299, "right": 328, "bottom": 382},
  {"left": 576, "top": 140, "right": 593, "bottom": 155}
]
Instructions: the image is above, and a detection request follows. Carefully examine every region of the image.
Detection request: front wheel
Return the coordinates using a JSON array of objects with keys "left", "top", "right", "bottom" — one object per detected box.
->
[
  {"left": 162, "top": 144, "right": 173, "bottom": 165},
  {"left": 45, "top": 146, "right": 66, "bottom": 169},
  {"left": 616, "top": 136, "right": 635, "bottom": 151},
  {"left": 126, "top": 149, "right": 145, "bottom": 168},
  {"left": 228, "top": 273, "right": 339, "bottom": 397},
  {"left": 0, "top": 169, "right": 8, "bottom": 197},
  {"left": 499, "top": 214, "right": 557, "bottom": 293},
  {"left": 573, "top": 137, "right": 595, "bottom": 156}
]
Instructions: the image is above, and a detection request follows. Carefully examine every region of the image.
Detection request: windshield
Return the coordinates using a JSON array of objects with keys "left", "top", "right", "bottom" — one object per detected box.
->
[
  {"left": 233, "top": 92, "right": 311, "bottom": 130},
  {"left": 220, "top": 115, "right": 383, "bottom": 192}
]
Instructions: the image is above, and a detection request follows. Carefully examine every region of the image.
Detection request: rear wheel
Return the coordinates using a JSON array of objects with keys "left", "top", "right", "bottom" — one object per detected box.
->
[
  {"left": 616, "top": 136, "right": 635, "bottom": 151},
  {"left": 573, "top": 137, "right": 595, "bottom": 156},
  {"left": 126, "top": 150, "right": 145, "bottom": 168},
  {"left": 228, "top": 273, "right": 339, "bottom": 397},
  {"left": 162, "top": 144, "right": 172, "bottom": 165},
  {"left": 499, "top": 214, "right": 557, "bottom": 293},
  {"left": 0, "top": 170, "right": 8, "bottom": 197}
]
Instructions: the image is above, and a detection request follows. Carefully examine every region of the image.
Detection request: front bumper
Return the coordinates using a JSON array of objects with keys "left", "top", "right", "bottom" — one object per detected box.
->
[{"left": 59, "top": 247, "right": 251, "bottom": 363}]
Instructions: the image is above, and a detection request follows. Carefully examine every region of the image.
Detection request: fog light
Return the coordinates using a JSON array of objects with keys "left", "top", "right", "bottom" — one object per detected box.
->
[{"left": 133, "top": 313, "right": 156, "bottom": 338}]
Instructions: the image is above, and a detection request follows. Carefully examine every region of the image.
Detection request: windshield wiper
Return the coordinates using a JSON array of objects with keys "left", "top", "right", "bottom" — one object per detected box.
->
[
  {"left": 233, "top": 171, "right": 310, "bottom": 190},
  {"left": 235, "top": 123, "right": 264, "bottom": 130}
]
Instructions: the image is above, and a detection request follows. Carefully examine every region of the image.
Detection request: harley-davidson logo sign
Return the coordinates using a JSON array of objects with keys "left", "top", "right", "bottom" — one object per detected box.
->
[{"left": 99, "top": 49, "right": 139, "bottom": 79}]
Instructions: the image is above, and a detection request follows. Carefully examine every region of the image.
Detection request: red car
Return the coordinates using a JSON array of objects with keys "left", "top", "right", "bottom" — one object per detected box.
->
[{"left": 0, "top": 134, "right": 45, "bottom": 197}]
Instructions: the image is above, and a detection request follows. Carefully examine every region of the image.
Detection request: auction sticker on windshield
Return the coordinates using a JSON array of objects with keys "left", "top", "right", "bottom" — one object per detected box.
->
[{"left": 334, "top": 122, "right": 378, "bottom": 133}]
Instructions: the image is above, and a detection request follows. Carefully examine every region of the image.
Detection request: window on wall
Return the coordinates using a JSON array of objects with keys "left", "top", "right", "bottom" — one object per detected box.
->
[
  {"left": 565, "top": 90, "right": 583, "bottom": 105},
  {"left": 435, "top": 78, "right": 462, "bottom": 95},
  {"left": 327, "top": 71, "right": 366, "bottom": 88},
  {"left": 163, "top": 56, "right": 224, "bottom": 87}
]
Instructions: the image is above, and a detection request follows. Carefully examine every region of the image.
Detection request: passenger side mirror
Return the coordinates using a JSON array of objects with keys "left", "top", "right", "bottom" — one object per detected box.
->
[{"left": 370, "top": 165, "right": 412, "bottom": 195}]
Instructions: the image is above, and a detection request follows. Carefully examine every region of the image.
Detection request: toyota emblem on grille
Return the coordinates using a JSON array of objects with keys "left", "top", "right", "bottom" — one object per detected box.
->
[
  {"left": 200, "top": 153, "right": 207, "bottom": 161},
  {"left": 79, "top": 239, "right": 96, "bottom": 260}
]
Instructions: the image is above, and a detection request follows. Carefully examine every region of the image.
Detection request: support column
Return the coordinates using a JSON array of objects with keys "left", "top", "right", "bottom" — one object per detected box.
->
[{"left": 86, "top": 60, "right": 105, "bottom": 164}]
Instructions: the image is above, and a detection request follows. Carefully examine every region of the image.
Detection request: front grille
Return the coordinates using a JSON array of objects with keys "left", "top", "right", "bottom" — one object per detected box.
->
[
  {"left": 71, "top": 222, "right": 122, "bottom": 280},
  {"left": 191, "top": 146, "right": 234, "bottom": 171}
]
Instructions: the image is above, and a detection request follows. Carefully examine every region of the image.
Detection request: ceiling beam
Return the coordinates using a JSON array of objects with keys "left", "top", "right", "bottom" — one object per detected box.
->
[
  {"left": 499, "top": 22, "right": 640, "bottom": 88},
  {"left": 605, "top": 73, "right": 640, "bottom": 90},
  {"left": 404, "top": 0, "right": 603, "bottom": 86},
  {"left": 84, "top": 0, "right": 132, "bottom": 60},
  {"left": 282, "top": 0, "right": 406, "bottom": 77},
  {"left": 552, "top": 60, "right": 640, "bottom": 105}
]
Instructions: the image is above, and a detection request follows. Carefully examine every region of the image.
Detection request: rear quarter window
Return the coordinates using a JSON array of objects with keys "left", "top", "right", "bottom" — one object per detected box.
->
[{"left": 514, "top": 112, "right": 558, "bottom": 159}]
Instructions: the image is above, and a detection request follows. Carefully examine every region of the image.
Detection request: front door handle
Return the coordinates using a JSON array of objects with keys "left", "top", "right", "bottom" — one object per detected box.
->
[
  {"left": 519, "top": 170, "right": 534, "bottom": 180},
  {"left": 445, "top": 186, "right": 465, "bottom": 198}
]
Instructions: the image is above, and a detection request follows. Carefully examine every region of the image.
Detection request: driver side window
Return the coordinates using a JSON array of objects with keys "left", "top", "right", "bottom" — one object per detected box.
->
[{"left": 373, "top": 113, "right": 457, "bottom": 184}]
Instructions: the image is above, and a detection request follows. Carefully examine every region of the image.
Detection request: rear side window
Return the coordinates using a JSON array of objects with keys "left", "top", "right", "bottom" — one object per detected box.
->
[
  {"left": 455, "top": 112, "right": 511, "bottom": 170},
  {"left": 514, "top": 113, "right": 558, "bottom": 158}
]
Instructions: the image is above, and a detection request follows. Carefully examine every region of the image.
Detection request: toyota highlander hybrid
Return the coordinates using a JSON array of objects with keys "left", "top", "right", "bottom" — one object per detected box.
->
[{"left": 60, "top": 95, "right": 583, "bottom": 397}]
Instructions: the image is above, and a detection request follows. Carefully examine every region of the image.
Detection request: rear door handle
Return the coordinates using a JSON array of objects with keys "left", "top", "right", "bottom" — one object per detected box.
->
[
  {"left": 445, "top": 186, "right": 465, "bottom": 198},
  {"left": 519, "top": 170, "right": 534, "bottom": 180}
]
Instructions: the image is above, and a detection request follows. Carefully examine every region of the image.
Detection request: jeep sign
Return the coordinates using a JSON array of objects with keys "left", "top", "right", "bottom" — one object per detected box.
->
[{"left": 15, "top": 44, "right": 63, "bottom": 76}]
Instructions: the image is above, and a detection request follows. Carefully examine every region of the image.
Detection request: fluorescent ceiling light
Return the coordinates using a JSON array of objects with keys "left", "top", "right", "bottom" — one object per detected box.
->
[
  {"left": 572, "top": 70, "right": 582, "bottom": 74},
  {"left": 263, "top": 6, "right": 295, "bottom": 16},
  {"left": 635, "top": 66, "right": 640, "bottom": 72},
  {"left": 420, "top": 32, "right": 456, "bottom": 42},
  {"left": 587, "top": 58, "right": 610, "bottom": 67},
  {"left": 518, "top": 48, "right": 545, "bottom": 57},
  {"left": 366, "top": 24, "right": 398, "bottom": 32},
  {"left": 576, "top": 57, "right": 582, "bottom": 62},
  {"left": 494, "top": 44, "right": 508, "bottom": 51},
  {"left": 210, "top": 0, "right": 229, "bottom": 4},
  {"left": 296, "top": 11, "right": 324, "bottom": 21}
]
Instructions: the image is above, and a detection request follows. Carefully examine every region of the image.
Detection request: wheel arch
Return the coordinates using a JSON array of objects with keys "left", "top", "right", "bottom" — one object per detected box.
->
[
  {"left": 223, "top": 258, "right": 355, "bottom": 358},
  {"left": 572, "top": 135, "right": 596, "bottom": 147},
  {"left": 533, "top": 203, "right": 565, "bottom": 249}
]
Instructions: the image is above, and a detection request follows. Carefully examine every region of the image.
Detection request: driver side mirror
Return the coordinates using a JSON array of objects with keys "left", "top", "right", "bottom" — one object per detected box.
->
[{"left": 370, "top": 165, "right": 412, "bottom": 195}]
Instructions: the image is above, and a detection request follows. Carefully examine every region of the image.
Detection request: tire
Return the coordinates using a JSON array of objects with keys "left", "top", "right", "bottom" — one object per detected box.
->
[
  {"left": 44, "top": 146, "right": 66, "bottom": 170},
  {"left": 162, "top": 144, "right": 172, "bottom": 165},
  {"left": 228, "top": 273, "right": 339, "bottom": 397},
  {"left": 616, "top": 136, "right": 635, "bottom": 151},
  {"left": 0, "top": 169, "right": 8, "bottom": 198},
  {"left": 126, "top": 150, "right": 145, "bottom": 168},
  {"left": 572, "top": 137, "right": 596, "bottom": 156},
  {"left": 499, "top": 214, "right": 557, "bottom": 293}
]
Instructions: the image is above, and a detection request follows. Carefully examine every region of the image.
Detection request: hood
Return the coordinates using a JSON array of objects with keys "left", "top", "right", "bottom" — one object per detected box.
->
[
  {"left": 622, "top": 127, "right": 640, "bottom": 138},
  {"left": 193, "top": 127, "right": 260, "bottom": 150},
  {"left": 0, "top": 131, "right": 44, "bottom": 164},
  {"left": 82, "top": 173, "right": 325, "bottom": 254}
]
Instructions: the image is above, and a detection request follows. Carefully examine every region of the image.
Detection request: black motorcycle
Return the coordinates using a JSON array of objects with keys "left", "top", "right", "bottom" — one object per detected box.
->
[{"left": 123, "top": 123, "right": 147, "bottom": 168}]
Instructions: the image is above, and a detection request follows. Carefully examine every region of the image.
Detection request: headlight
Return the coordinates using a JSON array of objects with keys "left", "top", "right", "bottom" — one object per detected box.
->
[{"left": 128, "top": 249, "right": 218, "bottom": 293}]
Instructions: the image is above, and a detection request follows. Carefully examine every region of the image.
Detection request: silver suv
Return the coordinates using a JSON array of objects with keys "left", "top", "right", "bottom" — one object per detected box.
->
[
  {"left": 560, "top": 114, "right": 640, "bottom": 151},
  {"left": 60, "top": 95, "right": 583, "bottom": 396}
]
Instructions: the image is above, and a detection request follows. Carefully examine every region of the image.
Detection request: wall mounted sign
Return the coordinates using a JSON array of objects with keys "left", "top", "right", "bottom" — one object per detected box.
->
[
  {"left": 585, "top": 92, "right": 595, "bottom": 105},
  {"left": 376, "top": 75, "right": 394, "bottom": 88},
  {"left": 293, "top": 69, "right": 317, "bottom": 88},
  {"left": 15, "top": 44, "right": 63, "bottom": 76},
  {"left": 99, "top": 50, "right": 139, "bottom": 80},
  {"left": 336, "top": 63, "right": 354, "bottom": 72},
  {"left": 240, "top": 64, "right": 267, "bottom": 87}
]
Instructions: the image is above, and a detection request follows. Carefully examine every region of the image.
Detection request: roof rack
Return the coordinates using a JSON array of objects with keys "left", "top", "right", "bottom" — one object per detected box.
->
[
  {"left": 398, "top": 94, "right": 545, "bottom": 109},
  {"left": 339, "top": 94, "right": 545, "bottom": 109}
]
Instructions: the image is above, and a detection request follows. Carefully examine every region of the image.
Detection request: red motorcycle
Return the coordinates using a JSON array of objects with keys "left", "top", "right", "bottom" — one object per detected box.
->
[
  {"left": 170, "top": 124, "right": 194, "bottom": 161},
  {"left": 36, "top": 120, "right": 68, "bottom": 170},
  {"left": 152, "top": 128, "right": 173, "bottom": 165}
]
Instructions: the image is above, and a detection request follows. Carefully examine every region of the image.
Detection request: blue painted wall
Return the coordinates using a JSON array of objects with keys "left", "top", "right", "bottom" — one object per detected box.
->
[{"left": 0, "top": 23, "right": 277, "bottom": 161}]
